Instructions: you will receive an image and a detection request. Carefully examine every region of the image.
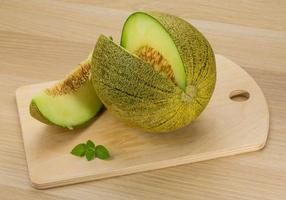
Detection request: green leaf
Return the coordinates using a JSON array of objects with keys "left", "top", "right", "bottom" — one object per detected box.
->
[
  {"left": 95, "top": 145, "right": 110, "bottom": 160},
  {"left": 86, "top": 140, "right": 95, "bottom": 149},
  {"left": 71, "top": 140, "right": 111, "bottom": 161},
  {"left": 86, "top": 148, "right": 95, "bottom": 161},
  {"left": 71, "top": 143, "right": 86, "bottom": 157}
]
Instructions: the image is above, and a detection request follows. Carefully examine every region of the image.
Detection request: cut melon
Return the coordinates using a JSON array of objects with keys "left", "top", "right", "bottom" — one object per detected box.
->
[
  {"left": 30, "top": 57, "right": 102, "bottom": 129},
  {"left": 91, "top": 12, "right": 216, "bottom": 132}
]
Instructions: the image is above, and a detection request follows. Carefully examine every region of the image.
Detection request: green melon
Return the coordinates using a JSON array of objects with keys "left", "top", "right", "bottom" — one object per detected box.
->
[
  {"left": 91, "top": 12, "right": 216, "bottom": 132},
  {"left": 30, "top": 56, "right": 103, "bottom": 129}
]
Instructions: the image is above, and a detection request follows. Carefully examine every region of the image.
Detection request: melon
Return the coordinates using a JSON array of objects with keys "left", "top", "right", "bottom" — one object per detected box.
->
[
  {"left": 30, "top": 56, "right": 103, "bottom": 129},
  {"left": 91, "top": 12, "right": 216, "bottom": 132}
]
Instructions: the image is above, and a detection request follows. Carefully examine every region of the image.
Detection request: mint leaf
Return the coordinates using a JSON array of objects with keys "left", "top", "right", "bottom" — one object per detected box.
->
[
  {"left": 86, "top": 148, "right": 95, "bottom": 161},
  {"left": 86, "top": 140, "right": 95, "bottom": 149},
  {"left": 71, "top": 140, "right": 111, "bottom": 161},
  {"left": 95, "top": 145, "right": 110, "bottom": 160},
  {"left": 71, "top": 143, "right": 86, "bottom": 157}
]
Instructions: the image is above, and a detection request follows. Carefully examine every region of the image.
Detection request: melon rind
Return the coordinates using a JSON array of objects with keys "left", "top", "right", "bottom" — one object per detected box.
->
[
  {"left": 91, "top": 12, "right": 216, "bottom": 132},
  {"left": 91, "top": 35, "right": 215, "bottom": 132}
]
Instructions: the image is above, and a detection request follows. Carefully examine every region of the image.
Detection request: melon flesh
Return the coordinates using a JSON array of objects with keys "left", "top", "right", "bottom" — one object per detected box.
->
[
  {"left": 30, "top": 59, "right": 102, "bottom": 129},
  {"left": 31, "top": 81, "right": 102, "bottom": 129},
  {"left": 121, "top": 12, "right": 186, "bottom": 90}
]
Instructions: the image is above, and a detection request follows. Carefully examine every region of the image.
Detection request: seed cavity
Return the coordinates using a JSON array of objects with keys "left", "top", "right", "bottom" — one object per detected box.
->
[
  {"left": 45, "top": 60, "right": 91, "bottom": 96},
  {"left": 136, "top": 46, "right": 175, "bottom": 83}
]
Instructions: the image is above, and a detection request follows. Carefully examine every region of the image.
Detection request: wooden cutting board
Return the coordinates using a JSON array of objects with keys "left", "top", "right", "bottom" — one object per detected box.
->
[{"left": 16, "top": 54, "right": 269, "bottom": 189}]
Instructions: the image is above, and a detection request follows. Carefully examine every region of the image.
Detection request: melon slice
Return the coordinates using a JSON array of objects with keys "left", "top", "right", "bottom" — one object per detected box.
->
[{"left": 30, "top": 57, "right": 102, "bottom": 129}]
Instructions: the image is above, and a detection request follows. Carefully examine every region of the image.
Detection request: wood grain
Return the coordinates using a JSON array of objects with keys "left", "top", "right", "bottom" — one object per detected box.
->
[
  {"left": 0, "top": 0, "right": 286, "bottom": 199},
  {"left": 15, "top": 55, "right": 269, "bottom": 189}
]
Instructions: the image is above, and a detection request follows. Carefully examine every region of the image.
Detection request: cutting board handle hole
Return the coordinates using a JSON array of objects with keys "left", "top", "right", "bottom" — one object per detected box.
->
[{"left": 229, "top": 90, "right": 250, "bottom": 102}]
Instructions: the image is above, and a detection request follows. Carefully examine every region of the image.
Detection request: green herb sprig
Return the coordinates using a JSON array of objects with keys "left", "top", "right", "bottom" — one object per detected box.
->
[{"left": 71, "top": 140, "right": 110, "bottom": 161}]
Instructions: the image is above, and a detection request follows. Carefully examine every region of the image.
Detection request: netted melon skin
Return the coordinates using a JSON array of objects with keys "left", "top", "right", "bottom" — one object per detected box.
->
[
  {"left": 147, "top": 12, "right": 216, "bottom": 88},
  {"left": 91, "top": 12, "right": 216, "bottom": 133}
]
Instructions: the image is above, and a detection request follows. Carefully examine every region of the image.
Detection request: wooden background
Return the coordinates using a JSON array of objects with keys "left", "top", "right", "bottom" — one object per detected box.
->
[{"left": 0, "top": 0, "right": 285, "bottom": 199}]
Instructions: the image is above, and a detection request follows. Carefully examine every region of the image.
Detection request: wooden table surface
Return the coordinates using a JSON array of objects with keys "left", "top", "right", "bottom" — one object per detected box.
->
[{"left": 0, "top": 0, "right": 285, "bottom": 199}]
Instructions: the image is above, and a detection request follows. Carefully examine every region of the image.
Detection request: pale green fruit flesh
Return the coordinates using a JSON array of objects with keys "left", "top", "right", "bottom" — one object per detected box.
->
[
  {"left": 121, "top": 12, "right": 186, "bottom": 90},
  {"left": 30, "top": 59, "right": 103, "bottom": 129}
]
